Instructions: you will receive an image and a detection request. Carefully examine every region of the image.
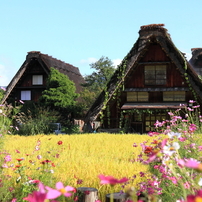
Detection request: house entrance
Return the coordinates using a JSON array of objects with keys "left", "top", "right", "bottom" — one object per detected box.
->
[{"left": 130, "top": 113, "right": 143, "bottom": 134}]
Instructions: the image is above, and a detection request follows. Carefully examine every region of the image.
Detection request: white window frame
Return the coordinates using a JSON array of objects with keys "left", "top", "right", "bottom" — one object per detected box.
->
[
  {"left": 21, "top": 90, "right": 31, "bottom": 100},
  {"left": 32, "top": 75, "right": 43, "bottom": 85}
]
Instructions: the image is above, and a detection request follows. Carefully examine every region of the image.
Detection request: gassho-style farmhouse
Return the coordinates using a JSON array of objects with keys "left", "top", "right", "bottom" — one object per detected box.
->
[{"left": 2, "top": 24, "right": 202, "bottom": 134}]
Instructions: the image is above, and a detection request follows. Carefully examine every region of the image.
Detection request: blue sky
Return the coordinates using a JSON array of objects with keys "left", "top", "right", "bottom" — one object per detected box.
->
[{"left": 0, "top": 0, "right": 202, "bottom": 86}]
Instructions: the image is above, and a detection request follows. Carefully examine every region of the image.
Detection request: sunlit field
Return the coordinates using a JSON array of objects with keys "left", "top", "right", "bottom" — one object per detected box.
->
[{"left": 1, "top": 133, "right": 154, "bottom": 201}]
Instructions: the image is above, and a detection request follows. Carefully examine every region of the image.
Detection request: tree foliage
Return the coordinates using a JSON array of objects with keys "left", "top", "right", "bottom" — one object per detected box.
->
[
  {"left": 0, "top": 88, "right": 5, "bottom": 102},
  {"left": 83, "top": 56, "right": 115, "bottom": 97},
  {"left": 81, "top": 56, "right": 115, "bottom": 110},
  {"left": 40, "top": 67, "right": 78, "bottom": 111}
]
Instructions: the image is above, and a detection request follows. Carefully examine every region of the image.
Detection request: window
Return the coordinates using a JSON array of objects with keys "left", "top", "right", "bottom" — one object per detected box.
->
[
  {"left": 127, "top": 92, "right": 148, "bottom": 102},
  {"left": 145, "top": 113, "right": 166, "bottom": 132},
  {"left": 21, "top": 91, "right": 31, "bottom": 100},
  {"left": 145, "top": 65, "right": 166, "bottom": 85},
  {"left": 163, "top": 91, "right": 185, "bottom": 101},
  {"left": 33, "top": 75, "right": 43, "bottom": 85}
]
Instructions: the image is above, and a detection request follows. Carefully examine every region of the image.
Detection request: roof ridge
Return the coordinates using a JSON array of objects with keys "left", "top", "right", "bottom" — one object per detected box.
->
[{"left": 39, "top": 52, "right": 79, "bottom": 70}]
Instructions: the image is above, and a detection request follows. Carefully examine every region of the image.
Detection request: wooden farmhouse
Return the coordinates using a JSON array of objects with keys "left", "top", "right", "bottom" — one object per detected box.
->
[
  {"left": 1, "top": 51, "right": 85, "bottom": 104},
  {"left": 85, "top": 24, "right": 202, "bottom": 134}
]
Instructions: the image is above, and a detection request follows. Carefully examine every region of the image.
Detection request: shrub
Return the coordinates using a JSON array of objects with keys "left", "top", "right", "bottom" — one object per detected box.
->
[{"left": 15, "top": 107, "right": 59, "bottom": 136}]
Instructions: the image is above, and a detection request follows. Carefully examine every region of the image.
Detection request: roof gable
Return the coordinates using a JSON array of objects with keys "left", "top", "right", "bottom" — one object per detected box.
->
[
  {"left": 85, "top": 24, "right": 202, "bottom": 122},
  {"left": 2, "top": 51, "right": 85, "bottom": 104}
]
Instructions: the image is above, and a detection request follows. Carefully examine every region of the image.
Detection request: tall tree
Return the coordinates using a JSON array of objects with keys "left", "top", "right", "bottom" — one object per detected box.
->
[
  {"left": 0, "top": 88, "right": 5, "bottom": 102},
  {"left": 83, "top": 56, "right": 115, "bottom": 98},
  {"left": 40, "top": 67, "right": 78, "bottom": 115}
]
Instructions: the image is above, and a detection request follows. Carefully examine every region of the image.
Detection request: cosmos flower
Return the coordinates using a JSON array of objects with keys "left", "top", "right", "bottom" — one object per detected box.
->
[
  {"left": 163, "top": 142, "right": 180, "bottom": 156},
  {"left": 46, "top": 182, "right": 75, "bottom": 199},
  {"left": 98, "top": 174, "right": 128, "bottom": 185}
]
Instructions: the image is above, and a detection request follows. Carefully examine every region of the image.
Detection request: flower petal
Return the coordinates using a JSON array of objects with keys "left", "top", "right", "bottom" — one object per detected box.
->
[
  {"left": 65, "top": 186, "right": 75, "bottom": 192},
  {"left": 64, "top": 192, "right": 72, "bottom": 197},
  {"left": 46, "top": 187, "right": 61, "bottom": 199},
  {"left": 56, "top": 182, "right": 64, "bottom": 190}
]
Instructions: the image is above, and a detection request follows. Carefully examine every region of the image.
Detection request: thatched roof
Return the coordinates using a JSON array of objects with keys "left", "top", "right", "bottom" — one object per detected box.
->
[
  {"left": 85, "top": 24, "right": 202, "bottom": 122},
  {"left": 2, "top": 51, "right": 85, "bottom": 104},
  {"left": 189, "top": 48, "right": 202, "bottom": 73}
]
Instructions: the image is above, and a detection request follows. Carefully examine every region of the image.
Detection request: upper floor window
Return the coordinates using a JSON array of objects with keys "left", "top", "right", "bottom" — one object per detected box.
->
[
  {"left": 127, "top": 92, "right": 148, "bottom": 102},
  {"left": 33, "top": 75, "right": 43, "bottom": 85},
  {"left": 145, "top": 65, "right": 167, "bottom": 85},
  {"left": 21, "top": 90, "right": 31, "bottom": 100},
  {"left": 163, "top": 91, "right": 185, "bottom": 101}
]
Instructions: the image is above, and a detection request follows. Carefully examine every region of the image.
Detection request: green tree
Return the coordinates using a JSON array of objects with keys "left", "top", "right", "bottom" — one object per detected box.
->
[
  {"left": 0, "top": 87, "right": 5, "bottom": 102},
  {"left": 76, "top": 88, "right": 96, "bottom": 115},
  {"left": 83, "top": 56, "right": 115, "bottom": 103},
  {"left": 40, "top": 67, "right": 78, "bottom": 122}
]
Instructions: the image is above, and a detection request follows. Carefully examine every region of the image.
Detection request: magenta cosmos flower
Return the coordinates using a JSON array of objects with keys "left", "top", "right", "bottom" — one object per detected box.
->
[
  {"left": 46, "top": 182, "right": 75, "bottom": 199},
  {"left": 24, "top": 182, "right": 47, "bottom": 202},
  {"left": 180, "top": 189, "right": 202, "bottom": 202},
  {"left": 98, "top": 174, "right": 128, "bottom": 185},
  {"left": 23, "top": 191, "right": 47, "bottom": 202}
]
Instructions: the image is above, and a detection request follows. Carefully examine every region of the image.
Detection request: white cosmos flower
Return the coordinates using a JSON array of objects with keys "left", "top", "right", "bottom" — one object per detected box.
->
[
  {"left": 163, "top": 142, "right": 180, "bottom": 156},
  {"left": 198, "top": 178, "right": 202, "bottom": 186},
  {"left": 167, "top": 132, "right": 181, "bottom": 139}
]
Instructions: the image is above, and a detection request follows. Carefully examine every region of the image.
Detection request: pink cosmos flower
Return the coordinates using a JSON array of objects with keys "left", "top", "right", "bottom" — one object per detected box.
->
[
  {"left": 179, "top": 137, "right": 186, "bottom": 142},
  {"left": 148, "top": 131, "right": 160, "bottom": 137},
  {"left": 193, "top": 105, "right": 200, "bottom": 108},
  {"left": 46, "top": 182, "right": 75, "bottom": 199},
  {"left": 23, "top": 191, "right": 47, "bottom": 202},
  {"left": 98, "top": 174, "right": 128, "bottom": 185},
  {"left": 177, "top": 159, "right": 185, "bottom": 167},
  {"left": 183, "top": 181, "right": 190, "bottom": 189},
  {"left": 184, "top": 159, "right": 202, "bottom": 171},
  {"left": 4, "top": 155, "right": 11, "bottom": 162},
  {"left": 24, "top": 182, "right": 47, "bottom": 202},
  {"left": 189, "top": 100, "right": 195, "bottom": 103},
  {"left": 198, "top": 146, "right": 202, "bottom": 151}
]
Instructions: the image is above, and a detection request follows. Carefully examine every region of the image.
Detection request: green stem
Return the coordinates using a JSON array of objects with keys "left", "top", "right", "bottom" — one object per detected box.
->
[
  {"left": 63, "top": 195, "right": 66, "bottom": 202},
  {"left": 110, "top": 193, "right": 113, "bottom": 202}
]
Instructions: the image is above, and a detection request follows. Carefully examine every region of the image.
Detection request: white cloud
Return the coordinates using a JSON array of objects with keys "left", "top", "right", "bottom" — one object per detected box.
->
[
  {"left": 112, "top": 59, "right": 122, "bottom": 68},
  {"left": 80, "top": 57, "right": 98, "bottom": 65}
]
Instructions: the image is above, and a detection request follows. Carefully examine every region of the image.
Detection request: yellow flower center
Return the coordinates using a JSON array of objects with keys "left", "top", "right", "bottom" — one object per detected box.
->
[
  {"left": 59, "top": 188, "right": 66, "bottom": 194},
  {"left": 198, "top": 164, "right": 202, "bottom": 171},
  {"left": 195, "top": 196, "right": 202, "bottom": 202}
]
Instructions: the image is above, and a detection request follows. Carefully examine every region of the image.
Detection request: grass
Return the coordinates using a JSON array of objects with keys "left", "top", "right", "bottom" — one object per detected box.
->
[{"left": 1, "top": 133, "right": 154, "bottom": 201}]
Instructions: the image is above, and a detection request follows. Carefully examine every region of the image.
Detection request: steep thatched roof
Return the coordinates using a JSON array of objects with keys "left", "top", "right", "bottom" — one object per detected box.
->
[
  {"left": 189, "top": 48, "right": 202, "bottom": 74},
  {"left": 2, "top": 51, "right": 85, "bottom": 104},
  {"left": 85, "top": 24, "right": 202, "bottom": 122}
]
